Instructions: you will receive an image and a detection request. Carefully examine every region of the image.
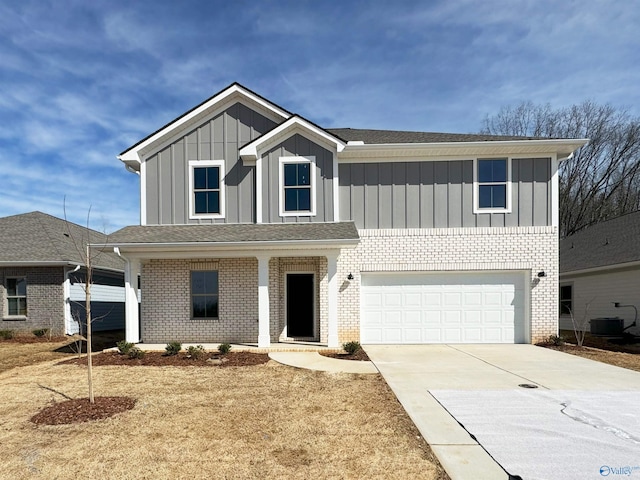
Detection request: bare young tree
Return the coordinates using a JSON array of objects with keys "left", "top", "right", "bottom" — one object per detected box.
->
[
  {"left": 566, "top": 297, "right": 595, "bottom": 347},
  {"left": 63, "top": 202, "right": 110, "bottom": 404},
  {"left": 481, "top": 101, "right": 640, "bottom": 236}
]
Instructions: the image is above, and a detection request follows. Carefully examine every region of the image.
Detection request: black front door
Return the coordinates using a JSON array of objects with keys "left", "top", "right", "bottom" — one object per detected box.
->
[{"left": 286, "top": 273, "right": 314, "bottom": 337}]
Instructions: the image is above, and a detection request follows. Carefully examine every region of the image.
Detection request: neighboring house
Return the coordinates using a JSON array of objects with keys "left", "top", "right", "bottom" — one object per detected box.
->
[
  {"left": 103, "top": 83, "right": 587, "bottom": 347},
  {"left": 0, "top": 212, "right": 126, "bottom": 335},
  {"left": 559, "top": 211, "right": 640, "bottom": 335}
]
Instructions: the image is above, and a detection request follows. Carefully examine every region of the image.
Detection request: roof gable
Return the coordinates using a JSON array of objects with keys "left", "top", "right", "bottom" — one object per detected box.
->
[{"left": 118, "top": 83, "right": 292, "bottom": 171}]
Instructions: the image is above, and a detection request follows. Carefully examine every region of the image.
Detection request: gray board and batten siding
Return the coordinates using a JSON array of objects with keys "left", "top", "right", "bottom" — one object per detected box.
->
[
  {"left": 261, "top": 133, "right": 336, "bottom": 223},
  {"left": 339, "top": 158, "right": 552, "bottom": 229},
  {"left": 145, "top": 102, "right": 277, "bottom": 225}
]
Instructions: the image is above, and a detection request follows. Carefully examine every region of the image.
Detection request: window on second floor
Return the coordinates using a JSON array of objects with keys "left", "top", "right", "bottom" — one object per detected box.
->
[
  {"left": 189, "top": 160, "right": 225, "bottom": 219},
  {"left": 279, "top": 156, "right": 316, "bottom": 216},
  {"left": 474, "top": 158, "right": 511, "bottom": 213}
]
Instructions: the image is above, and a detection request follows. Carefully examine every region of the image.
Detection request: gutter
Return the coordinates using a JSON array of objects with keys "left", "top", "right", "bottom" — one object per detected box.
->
[
  {"left": 560, "top": 259, "right": 640, "bottom": 277},
  {"left": 91, "top": 238, "right": 360, "bottom": 251}
]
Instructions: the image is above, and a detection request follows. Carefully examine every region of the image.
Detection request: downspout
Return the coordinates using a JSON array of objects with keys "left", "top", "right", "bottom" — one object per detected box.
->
[{"left": 63, "top": 264, "right": 81, "bottom": 335}]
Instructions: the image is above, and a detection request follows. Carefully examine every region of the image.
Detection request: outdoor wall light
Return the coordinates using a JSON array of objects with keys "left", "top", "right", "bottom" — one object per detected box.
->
[
  {"left": 347, "top": 273, "right": 354, "bottom": 280},
  {"left": 537, "top": 271, "right": 546, "bottom": 278}
]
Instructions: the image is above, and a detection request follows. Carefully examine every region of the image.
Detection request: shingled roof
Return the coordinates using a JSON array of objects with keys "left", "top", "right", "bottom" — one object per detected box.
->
[
  {"left": 326, "top": 128, "right": 544, "bottom": 144},
  {"left": 0, "top": 212, "right": 124, "bottom": 271},
  {"left": 560, "top": 210, "right": 640, "bottom": 273},
  {"left": 106, "top": 222, "right": 360, "bottom": 245}
]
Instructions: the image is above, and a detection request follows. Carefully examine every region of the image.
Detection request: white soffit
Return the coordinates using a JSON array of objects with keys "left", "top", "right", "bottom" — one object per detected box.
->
[{"left": 338, "top": 139, "right": 589, "bottom": 163}]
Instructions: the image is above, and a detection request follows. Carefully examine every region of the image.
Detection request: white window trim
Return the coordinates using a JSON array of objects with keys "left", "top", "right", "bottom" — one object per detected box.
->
[
  {"left": 473, "top": 157, "right": 512, "bottom": 214},
  {"left": 188, "top": 160, "right": 225, "bottom": 220},
  {"left": 5, "top": 276, "right": 27, "bottom": 318},
  {"left": 279, "top": 156, "right": 316, "bottom": 217}
]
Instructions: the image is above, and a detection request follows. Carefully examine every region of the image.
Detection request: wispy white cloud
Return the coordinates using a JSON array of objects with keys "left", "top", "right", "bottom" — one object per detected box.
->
[{"left": 0, "top": 0, "right": 639, "bottom": 229}]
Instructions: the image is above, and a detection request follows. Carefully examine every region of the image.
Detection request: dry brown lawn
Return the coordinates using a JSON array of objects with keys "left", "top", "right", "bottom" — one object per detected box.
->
[
  {"left": 0, "top": 339, "right": 74, "bottom": 373},
  {"left": 0, "top": 347, "right": 448, "bottom": 479}
]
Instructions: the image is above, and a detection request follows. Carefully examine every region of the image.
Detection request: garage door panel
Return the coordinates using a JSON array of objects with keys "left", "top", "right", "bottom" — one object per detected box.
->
[
  {"left": 384, "top": 293, "right": 402, "bottom": 307},
  {"left": 444, "top": 292, "right": 462, "bottom": 306},
  {"left": 405, "top": 310, "right": 422, "bottom": 325},
  {"left": 361, "top": 272, "right": 526, "bottom": 344},
  {"left": 423, "top": 293, "right": 442, "bottom": 306}
]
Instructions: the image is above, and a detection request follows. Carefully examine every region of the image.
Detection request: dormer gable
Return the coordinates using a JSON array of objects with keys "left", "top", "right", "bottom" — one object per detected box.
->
[{"left": 239, "top": 115, "right": 347, "bottom": 166}]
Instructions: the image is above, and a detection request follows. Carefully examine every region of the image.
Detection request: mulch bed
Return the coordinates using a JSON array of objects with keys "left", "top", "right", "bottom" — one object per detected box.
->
[
  {"left": 320, "top": 349, "right": 371, "bottom": 361},
  {"left": 31, "top": 396, "right": 136, "bottom": 425},
  {"left": 59, "top": 351, "right": 270, "bottom": 367}
]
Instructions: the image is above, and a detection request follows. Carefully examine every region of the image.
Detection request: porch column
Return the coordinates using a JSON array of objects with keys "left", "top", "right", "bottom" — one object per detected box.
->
[
  {"left": 257, "top": 255, "right": 271, "bottom": 348},
  {"left": 327, "top": 252, "right": 339, "bottom": 348},
  {"left": 124, "top": 257, "right": 140, "bottom": 343}
]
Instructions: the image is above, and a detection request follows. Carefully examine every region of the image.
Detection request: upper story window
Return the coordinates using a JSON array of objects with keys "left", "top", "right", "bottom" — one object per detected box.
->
[
  {"left": 189, "top": 160, "right": 225, "bottom": 219},
  {"left": 474, "top": 158, "right": 511, "bottom": 213},
  {"left": 279, "top": 156, "right": 316, "bottom": 217},
  {"left": 6, "top": 277, "right": 27, "bottom": 317}
]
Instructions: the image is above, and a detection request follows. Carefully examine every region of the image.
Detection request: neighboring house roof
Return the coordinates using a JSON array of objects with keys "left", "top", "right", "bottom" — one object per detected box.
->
[
  {"left": 105, "top": 222, "right": 359, "bottom": 245},
  {"left": 560, "top": 210, "right": 640, "bottom": 274},
  {"left": 326, "top": 128, "right": 544, "bottom": 144},
  {"left": 0, "top": 211, "right": 124, "bottom": 271}
]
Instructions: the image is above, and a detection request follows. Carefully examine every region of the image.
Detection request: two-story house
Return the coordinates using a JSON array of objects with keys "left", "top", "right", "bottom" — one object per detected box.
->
[{"left": 103, "top": 83, "right": 587, "bottom": 347}]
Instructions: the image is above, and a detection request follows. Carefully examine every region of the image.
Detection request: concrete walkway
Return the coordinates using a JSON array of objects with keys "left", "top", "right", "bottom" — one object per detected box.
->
[
  {"left": 364, "top": 344, "right": 640, "bottom": 480},
  {"left": 268, "top": 352, "right": 378, "bottom": 374}
]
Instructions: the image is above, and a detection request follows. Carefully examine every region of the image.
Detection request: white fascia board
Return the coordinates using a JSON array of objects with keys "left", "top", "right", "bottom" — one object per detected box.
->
[
  {"left": 96, "top": 239, "right": 359, "bottom": 259},
  {"left": 0, "top": 261, "right": 81, "bottom": 267},
  {"left": 560, "top": 260, "right": 640, "bottom": 277},
  {"left": 118, "top": 84, "right": 291, "bottom": 170},
  {"left": 338, "top": 138, "right": 589, "bottom": 163},
  {"left": 240, "top": 117, "right": 346, "bottom": 164}
]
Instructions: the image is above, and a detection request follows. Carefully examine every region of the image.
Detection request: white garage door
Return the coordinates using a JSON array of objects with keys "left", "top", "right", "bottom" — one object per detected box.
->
[{"left": 361, "top": 272, "right": 526, "bottom": 344}]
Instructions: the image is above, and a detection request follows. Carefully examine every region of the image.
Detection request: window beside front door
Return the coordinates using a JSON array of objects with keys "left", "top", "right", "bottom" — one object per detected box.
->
[
  {"left": 279, "top": 156, "right": 316, "bottom": 216},
  {"left": 191, "top": 271, "right": 219, "bottom": 319},
  {"left": 189, "top": 160, "right": 225, "bottom": 219},
  {"left": 6, "top": 277, "right": 27, "bottom": 317},
  {"left": 474, "top": 158, "right": 511, "bottom": 213}
]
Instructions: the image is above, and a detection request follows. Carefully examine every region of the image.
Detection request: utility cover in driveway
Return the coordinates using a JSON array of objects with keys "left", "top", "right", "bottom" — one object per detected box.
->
[{"left": 360, "top": 272, "right": 526, "bottom": 344}]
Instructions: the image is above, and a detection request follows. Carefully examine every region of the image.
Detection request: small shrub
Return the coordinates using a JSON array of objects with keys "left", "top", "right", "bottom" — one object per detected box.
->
[
  {"left": 343, "top": 341, "right": 362, "bottom": 355},
  {"left": 187, "top": 345, "right": 206, "bottom": 360},
  {"left": 0, "top": 330, "right": 14, "bottom": 340},
  {"left": 32, "top": 328, "right": 49, "bottom": 338},
  {"left": 116, "top": 340, "right": 135, "bottom": 355},
  {"left": 165, "top": 341, "right": 182, "bottom": 356},
  {"left": 218, "top": 343, "right": 231, "bottom": 355},
  {"left": 547, "top": 334, "right": 565, "bottom": 346},
  {"left": 128, "top": 347, "right": 145, "bottom": 359}
]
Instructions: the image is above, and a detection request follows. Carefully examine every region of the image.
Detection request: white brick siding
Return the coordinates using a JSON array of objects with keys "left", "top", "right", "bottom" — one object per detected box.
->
[
  {"left": 337, "top": 226, "right": 559, "bottom": 344},
  {"left": 139, "top": 226, "right": 558, "bottom": 345}
]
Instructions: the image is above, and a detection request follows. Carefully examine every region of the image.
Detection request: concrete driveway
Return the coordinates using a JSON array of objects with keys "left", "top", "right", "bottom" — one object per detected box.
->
[{"left": 364, "top": 344, "right": 640, "bottom": 480}]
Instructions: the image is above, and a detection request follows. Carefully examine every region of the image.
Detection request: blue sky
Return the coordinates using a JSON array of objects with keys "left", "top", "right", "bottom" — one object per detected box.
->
[{"left": 1, "top": 0, "right": 638, "bottom": 232}]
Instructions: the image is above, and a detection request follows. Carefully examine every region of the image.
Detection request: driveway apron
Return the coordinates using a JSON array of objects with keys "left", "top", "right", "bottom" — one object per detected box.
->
[{"left": 364, "top": 344, "right": 640, "bottom": 480}]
